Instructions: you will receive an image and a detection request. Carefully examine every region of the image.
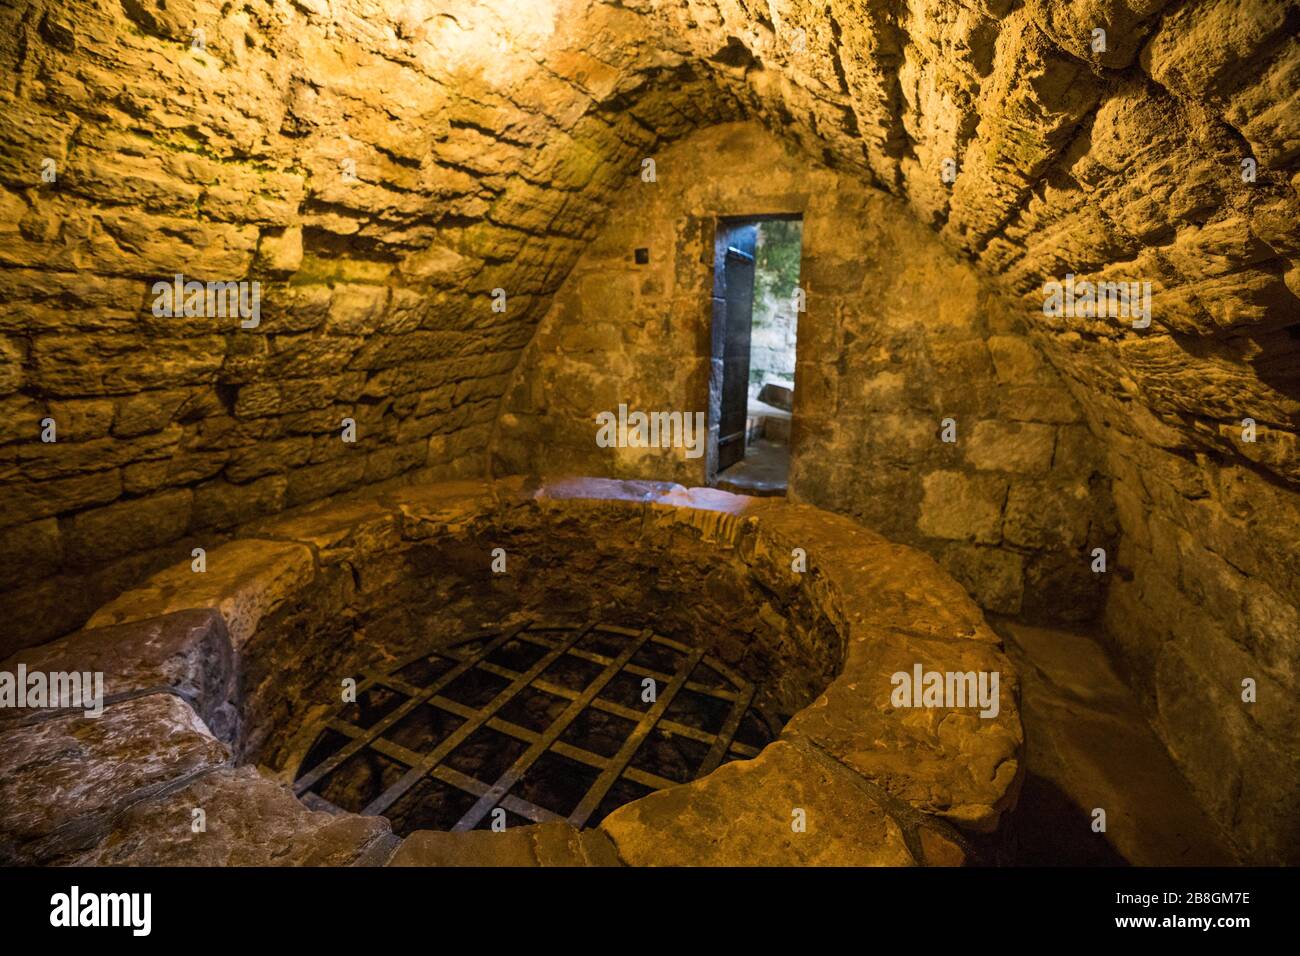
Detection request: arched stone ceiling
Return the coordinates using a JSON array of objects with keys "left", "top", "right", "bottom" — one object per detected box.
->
[{"left": 4, "top": 1, "right": 1296, "bottom": 477}]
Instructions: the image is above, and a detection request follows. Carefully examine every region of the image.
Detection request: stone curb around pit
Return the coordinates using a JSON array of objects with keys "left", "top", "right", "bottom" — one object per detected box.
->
[{"left": 3, "top": 477, "right": 1022, "bottom": 866}]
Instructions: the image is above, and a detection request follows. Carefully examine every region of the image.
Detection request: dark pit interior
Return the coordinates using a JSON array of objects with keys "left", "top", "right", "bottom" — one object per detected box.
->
[{"left": 239, "top": 497, "right": 844, "bottom": 835}]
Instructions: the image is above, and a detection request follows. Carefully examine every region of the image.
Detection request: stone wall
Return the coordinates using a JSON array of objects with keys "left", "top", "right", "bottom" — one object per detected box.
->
[
  {"left": 493, "top": 122, "right": 1115, "bottom": 624},
  {"left": 0, "top": 0, "right": 739, "bottom": 652},
  {"left": 1096, "top": 412, "right": 1300, "bottom": 862}
]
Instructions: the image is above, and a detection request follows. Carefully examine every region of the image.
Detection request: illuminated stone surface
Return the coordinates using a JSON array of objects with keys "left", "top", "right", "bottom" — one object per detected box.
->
[{"left": 0, "top": 0, "right": 1294, "bottom": 863}]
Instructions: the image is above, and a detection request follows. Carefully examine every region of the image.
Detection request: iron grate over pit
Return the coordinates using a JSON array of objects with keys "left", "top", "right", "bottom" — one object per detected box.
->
[{"left": 292, "top": 621, "right": 780, "bottom": 834}]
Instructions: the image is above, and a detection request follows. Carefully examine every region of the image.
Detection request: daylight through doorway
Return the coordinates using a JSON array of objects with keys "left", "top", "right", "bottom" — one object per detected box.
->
[{"left": 708, "top": 215, "right": 803, "bottom": 496}]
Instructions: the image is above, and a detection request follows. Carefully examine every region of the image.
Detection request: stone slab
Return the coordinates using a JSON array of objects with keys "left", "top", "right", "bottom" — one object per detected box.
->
[
  {"left": 248, "top": 498, "right": 400, "bottom": 567},
  {"left": 387, "top": 821, "right": 620, "bottom": 867},
  {"left": 86, "top": 539, "right": 316, "bottom": 649},
  {"left": 783, "top": 630, "right": 1023, "bottom": 834},
  {"left": 599, "top": 740, "right": 917, "bottom": 866},
  {"left": 71, "top": 766, "right": 394, "bottom": 867},
  {"left": 1, "top": 609, "right": 236, "bottom": 740},
  {"left": 0, "top": 693, "right": 229, "bottom": 865}
]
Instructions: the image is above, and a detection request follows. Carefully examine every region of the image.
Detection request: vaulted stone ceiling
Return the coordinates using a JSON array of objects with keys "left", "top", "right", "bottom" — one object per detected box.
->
[{"left": 0, "top": 0, "right": 1296, "bottom": 641}]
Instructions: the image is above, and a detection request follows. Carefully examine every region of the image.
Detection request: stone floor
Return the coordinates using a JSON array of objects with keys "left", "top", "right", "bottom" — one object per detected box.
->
[
  {"left": 715, "top": 439, "right": 790, "bottom": 496},
  {"left": 994, "top": 619, "right": 1239, "bottom": 866}
]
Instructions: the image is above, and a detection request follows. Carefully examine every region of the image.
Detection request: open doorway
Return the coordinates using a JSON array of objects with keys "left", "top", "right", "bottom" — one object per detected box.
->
[{"left": 707, "top": 215, "right": 803, "bottom": 496}]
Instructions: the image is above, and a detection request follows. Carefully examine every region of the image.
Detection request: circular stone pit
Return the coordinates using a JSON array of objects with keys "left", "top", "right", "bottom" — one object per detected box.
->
[{"left": 0, "top": 478, "right": 1023, "bottom": 867}]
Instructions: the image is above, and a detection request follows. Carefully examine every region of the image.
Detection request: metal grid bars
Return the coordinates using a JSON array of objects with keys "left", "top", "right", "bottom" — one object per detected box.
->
[{"left": 292, "top": 620, "right": 772, "bottom": 832}]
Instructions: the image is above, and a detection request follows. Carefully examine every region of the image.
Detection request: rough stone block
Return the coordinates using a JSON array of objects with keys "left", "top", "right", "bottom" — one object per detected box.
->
[
  {"left": 386, "top": 821, "right": 618, "bottom": 867},
  {"left": 988, "top": 335, "right": 1053, "bottom": 384},
  {"left": 112, "top": 388, "right": 191, "bottom": 438},
  {"left": 256, "top": 226, "right": 304, "bottom": 276},
  {"left": 1, "top": 609, "right": 237, "bottom": 739},
  {"left": 997, "top": 386, "right": 1082, "bottom": 424},
  {"left": 249, "top": 498, "right": 400, "bottom": 566},
  {"left": 965, "top": 420, "right": 1056, "bottom": 475},
  {"left": 918, "top": 470, "right": 1007, "bottom": 544},
  {"left": 61, "top": 488, "right": 193, "bottom": 567},
  {"left": 600, "top": 741, "right": 916, "bottom": 866},
  {"left": 0, "top": 517, "right": 61, "bottom": 587},
  {"left": 87, "top": 539, "right": 316, "bottom": 649},
  {"left": 71, "top": 766, "right": 394, "bottom": 866},
  {"left": 940, "top": 543, "right": 1026, "bottom": 615},
  {"left": 0, "top": 693, "right": 229, "bottom": 865},
  {"left": 328, "top": 284, "right": 389, "bottom": 335},
  {"left": 783, "top": 632, "right": 1022, "bottom": 834},
  {"left": 1242, "top": 585, "right": 1300, "bottom": 687},
  {"left": 1002, "top": 480, "right": 1092, "bottom": 549},
  {"left": 192, "top": 474, "right": 289, "bottom": 531}
]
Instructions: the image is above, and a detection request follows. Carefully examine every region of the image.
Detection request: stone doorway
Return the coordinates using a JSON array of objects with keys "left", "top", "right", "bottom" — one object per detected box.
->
[{"left": 707, "top": 215, "right": 803, "bottom": 496}]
